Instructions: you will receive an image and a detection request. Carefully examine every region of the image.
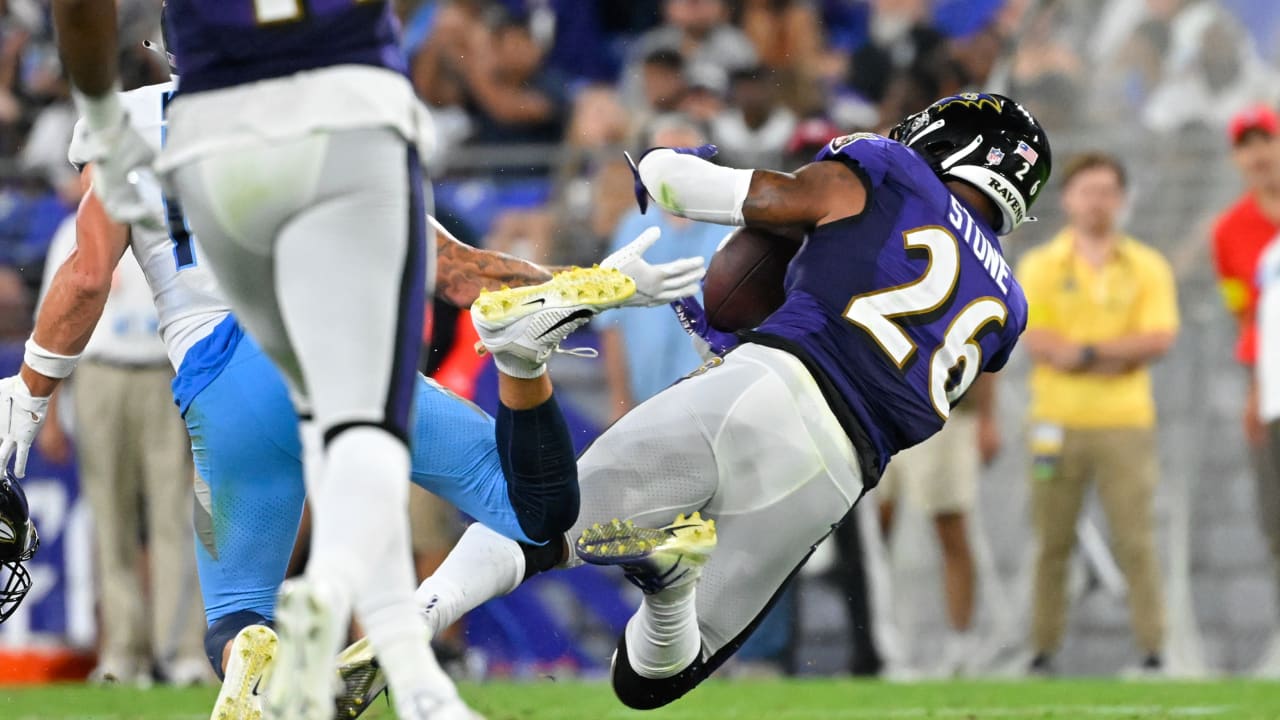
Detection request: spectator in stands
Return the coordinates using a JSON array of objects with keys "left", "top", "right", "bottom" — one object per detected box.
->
[
  {"left": 1210, "top": 104, "right": 1280, "bottom": 677},
  {"left": 845, "top": 0, "right": 942, "bottom": 106},
  {"left": 0, "top": 265, "right": 28, "bottom": 339},
  {"left": 678, "top": 64, "right": 727, "bottom": 124},
  {"left": 406, "top": 0, "right": 489, "bottom": 164},
  {"left": 462, "top": 9, "right": 567, "bottom": 146},
  {"left": 1017, "top": 153, "right": 1178, "bottom": 676},
  {"left": 622, "top": 0, "right": 758, "bottom": 108},
  {"left": 1142, "top": 0, "right": 1280, "bottom": 133},
  {"left": 877, "top": 374, "right": 999, "bottom": 677},
  {"left": 36, "top": 205, "right": 208, "bottom": 687},
  {"left": 711, "top": 65, "right": 797, "bottom": 170},
  {"left": 640, "top": 49, "right": 688, "bottom": 115},
  {"left": 597, "top": 115, "right": 727, "bottom": 421},
  {"left": 737, "top": 0, "right": 828, "bottom": 112},
  {"left": 1006, "top": 3, "right": 1084, "bottom": 129}
]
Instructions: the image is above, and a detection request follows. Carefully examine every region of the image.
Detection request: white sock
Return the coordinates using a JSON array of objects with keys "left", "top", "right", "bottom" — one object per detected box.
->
[
  {"left": 623, "top": 583, "right": 701, "bottom": 679},
  {"left": 416, "top": 523, "right": 526, "bottom": 635},
  {"left": 298, "top": 419, "right": 324, "bottom": 498},
  {"left": 356, "top": 512, "right": 458, "bottom": 713},
  {"left": 305, "top": 427, "right": 411, "bottom": 647}
]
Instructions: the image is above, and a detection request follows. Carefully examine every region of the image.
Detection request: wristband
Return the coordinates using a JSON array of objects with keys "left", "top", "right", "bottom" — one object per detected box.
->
[
  {"left": 24, "top": 338, "right": 80, "bottom": 380},
  {"left": 72, "top": 83, "right": 125, "bottom": 134}
]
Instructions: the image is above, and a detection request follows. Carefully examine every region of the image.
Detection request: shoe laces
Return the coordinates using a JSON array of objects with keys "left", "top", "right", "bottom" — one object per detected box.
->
[{"left": 554, "top": 346, "right": 598, "bottom": 359}]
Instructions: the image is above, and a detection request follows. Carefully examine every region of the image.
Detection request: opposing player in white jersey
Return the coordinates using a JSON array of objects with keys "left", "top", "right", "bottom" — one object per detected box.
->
[{"left": 21, "top": 2, "right": 450, "bottom": 713}]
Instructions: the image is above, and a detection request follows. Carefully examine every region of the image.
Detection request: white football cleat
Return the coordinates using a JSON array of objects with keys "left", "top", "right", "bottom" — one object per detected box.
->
[
  {"left": 471, "top": 266, "right": 636, "bottom": 378},
  {"left": 210, "top": 624, "right": 278, "bottom": 720},
  {"left": 263, "top": 579, "right": 341, "bottom": 720}
]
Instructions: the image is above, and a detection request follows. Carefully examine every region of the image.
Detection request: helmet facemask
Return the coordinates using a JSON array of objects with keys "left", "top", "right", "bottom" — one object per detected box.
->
[{"left": 0, "top": 475, "right": 38, "bottom": 623}]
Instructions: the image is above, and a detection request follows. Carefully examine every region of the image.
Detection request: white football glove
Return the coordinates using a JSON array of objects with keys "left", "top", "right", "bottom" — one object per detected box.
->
[
  {"left": 79, "top": 114, "right": 164, "bottom": 231},
  {"left": 601, "top": 227, "right": 706, "bottom": 308},
  {"left": 0, "top": 376, "right": 50, "bottom": 478}
]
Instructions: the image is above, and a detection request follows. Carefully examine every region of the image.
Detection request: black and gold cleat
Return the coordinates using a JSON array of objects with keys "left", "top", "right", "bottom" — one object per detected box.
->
[
  {"left": 576, "top": 512, "right": 717, "bottom": 595},
  {"left": 332, "top": 637, "right": 386, "bottom": 720}
]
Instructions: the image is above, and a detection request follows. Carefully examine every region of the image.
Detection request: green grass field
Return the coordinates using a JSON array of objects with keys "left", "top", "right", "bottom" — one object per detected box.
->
[{"left": 2, "top": 679, "right": 1279, "bottom": 720}]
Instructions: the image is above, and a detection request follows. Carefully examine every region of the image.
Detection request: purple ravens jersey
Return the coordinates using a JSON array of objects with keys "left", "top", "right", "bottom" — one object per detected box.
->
[
  {"left": 751, "top": 133, "right": 1027, "bottom": 477},
  {"left": 167, "top": 0, "right": 406, "bottom": 95}
]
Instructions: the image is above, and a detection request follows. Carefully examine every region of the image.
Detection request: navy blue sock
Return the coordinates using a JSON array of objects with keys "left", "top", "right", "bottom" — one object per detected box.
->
[
  {"left": 497, "top": 393, "right": 579, "bottom": 543},
  {"left": 205, "top": 610, "right": 271, "bottom": 679}
]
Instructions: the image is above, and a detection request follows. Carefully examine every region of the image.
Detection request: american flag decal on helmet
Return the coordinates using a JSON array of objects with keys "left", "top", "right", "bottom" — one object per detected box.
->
[{"left": 1015, "top": 141, "right": 1039, "bottom": 164}]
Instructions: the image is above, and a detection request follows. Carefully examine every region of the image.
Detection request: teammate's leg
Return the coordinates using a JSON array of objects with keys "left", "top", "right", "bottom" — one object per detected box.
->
[
  {"left": 263, "top": 128, "right": 459, "bottom": 719},
  {"left": 169, "top": 129, "right": 455, "bottom": 719}
]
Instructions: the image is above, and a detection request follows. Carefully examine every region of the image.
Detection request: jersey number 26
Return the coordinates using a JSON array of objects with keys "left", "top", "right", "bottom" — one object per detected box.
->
[{"left": 844, "top": 226, "right": 1007, "bottom": 419}]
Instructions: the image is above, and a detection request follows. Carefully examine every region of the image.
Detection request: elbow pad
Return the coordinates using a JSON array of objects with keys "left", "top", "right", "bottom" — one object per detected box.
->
[{"left": 637, "top": 149, "right": 753, "bottom": 226}]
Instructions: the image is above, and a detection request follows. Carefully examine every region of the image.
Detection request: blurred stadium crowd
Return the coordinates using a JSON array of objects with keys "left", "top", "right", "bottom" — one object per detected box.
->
[{"left": 2, "top": 0, "right": 1280, "bottom": 686}]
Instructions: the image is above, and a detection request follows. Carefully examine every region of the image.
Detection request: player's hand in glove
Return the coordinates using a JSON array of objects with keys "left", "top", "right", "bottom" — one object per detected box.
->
[
  {"left": 624, "top": 144, "right": 719, "bottom": 214},
  {"left": 74, "top": 91, "right": 164, "bottom": 231},
  {"left": 602, "top": 227, "right": 706, "bottom": 308},
  {"left": 671, "top": 296, "right": 739, "bottom": 359},
  {"left": 0, "top": 376, "right": 51, "bottom": 478}
]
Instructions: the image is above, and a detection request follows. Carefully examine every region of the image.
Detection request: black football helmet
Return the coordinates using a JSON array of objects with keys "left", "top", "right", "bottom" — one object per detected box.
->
[
  {"left": 143, "top": 2, "right": 178, "bottom": 74},
  {"left": 0, "top": 469, "right": 38, "bottom": 623},
  {"left": 889, "top": 92, "right": 1052, "bottom": 235}
]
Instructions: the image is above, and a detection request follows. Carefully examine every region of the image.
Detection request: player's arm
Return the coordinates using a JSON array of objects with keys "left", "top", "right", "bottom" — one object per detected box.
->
[
  {"left": 432, "top": 216, "right": 556, "bottom": 308},
  {"left": 631, "top": 147, "right": 867, "bottom": 233},
  {"left": 51, "top": 1, "right": 160, "bottom": 228},
  {"left": 1, "top": 165, "right": 127, "bottom": 476},
  {"left": 51, "top": 0, "right": 118, "bottom": 96},
  {"left": 741, "top": 162, "right": 868, "bottom": 230},
  {"left": 434, "top": 220, "right": 704, "bottom": 310},
  {"left": 21, "top": 166, "right": 129, "bottom": 397}
]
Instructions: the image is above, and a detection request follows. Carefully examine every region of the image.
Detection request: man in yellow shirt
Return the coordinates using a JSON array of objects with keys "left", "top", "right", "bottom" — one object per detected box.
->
[{"left": 1016, "top": 153, "right": 1179, "bottom": 675}]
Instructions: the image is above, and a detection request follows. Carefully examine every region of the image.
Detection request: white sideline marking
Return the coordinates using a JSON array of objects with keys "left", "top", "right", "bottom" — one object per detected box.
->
[{"left": 608, "top": 705, "right": 1235, "bottom": 719}]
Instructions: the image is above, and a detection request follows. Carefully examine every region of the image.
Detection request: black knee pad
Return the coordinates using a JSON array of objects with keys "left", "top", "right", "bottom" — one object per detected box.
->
[
  {"left": 205, "top": 610, "right": 270, "bottom": 679},
  {"left": 519, "top": 538, "right": 567, "bottom": 581},
  {"left": 611, "top": 634, "right": 709, "bottom": 710}
]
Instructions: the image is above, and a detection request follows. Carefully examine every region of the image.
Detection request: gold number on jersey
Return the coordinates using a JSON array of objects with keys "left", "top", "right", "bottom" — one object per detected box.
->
[{"left": 843, "top": 226, "right": 1007, "bottom": 419}]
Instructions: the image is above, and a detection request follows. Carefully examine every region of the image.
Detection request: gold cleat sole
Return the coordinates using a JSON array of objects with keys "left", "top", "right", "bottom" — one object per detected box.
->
[
  {"left": 211, "top": 624, "right": 278, "bottom": 720},
  {"left": 577, "top": 512, "right": 717, "bottom": 565},
  {"left": 471, "top": 266, "right": 637, "bottom": 325}
]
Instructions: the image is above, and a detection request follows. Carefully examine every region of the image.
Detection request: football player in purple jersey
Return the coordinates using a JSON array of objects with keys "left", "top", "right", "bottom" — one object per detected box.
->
[{"left": 336, "top": 94, "right": 1052, "bottom": 714}]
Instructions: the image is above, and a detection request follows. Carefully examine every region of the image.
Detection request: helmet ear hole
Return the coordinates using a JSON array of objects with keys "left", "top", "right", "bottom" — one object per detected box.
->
[{"left": 924, "top": 140, "right": 956, "bottom": 157}]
